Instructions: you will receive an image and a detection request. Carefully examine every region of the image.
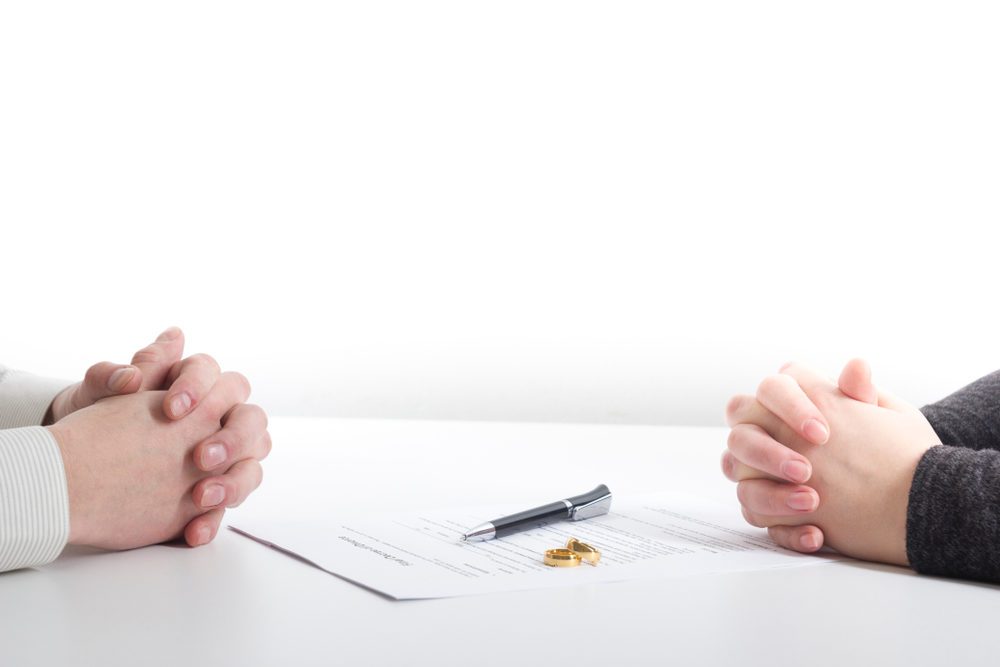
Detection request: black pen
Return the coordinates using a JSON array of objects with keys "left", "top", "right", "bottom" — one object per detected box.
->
[{"left": 461, "top": 484, "right": 612, "bottom": 542}]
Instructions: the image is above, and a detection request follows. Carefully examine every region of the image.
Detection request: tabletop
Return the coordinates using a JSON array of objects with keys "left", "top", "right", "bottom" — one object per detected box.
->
[{"left": 2, "top": 417, "right": 997, "bottom": 667}]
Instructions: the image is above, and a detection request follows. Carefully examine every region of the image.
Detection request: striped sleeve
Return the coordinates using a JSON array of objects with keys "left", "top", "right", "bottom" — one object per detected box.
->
[
  {"left": 0, "top": 366, "right": 72, "bottom": 429},
  {"left": 0, "top": 365, "right": 72, "bottom": 571},
  {"left": 0, "top": 426, "right": 70, "bottom": 571}
]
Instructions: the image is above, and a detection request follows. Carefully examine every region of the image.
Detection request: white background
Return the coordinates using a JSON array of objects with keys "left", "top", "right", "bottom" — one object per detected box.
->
[{"left": 2, "top": 1, "right": 998, "bottom": 425}]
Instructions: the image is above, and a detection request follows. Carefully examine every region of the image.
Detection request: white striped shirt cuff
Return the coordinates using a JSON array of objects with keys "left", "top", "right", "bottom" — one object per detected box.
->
[{"left": 0, "top": 426, "right": 70, "bottom": 572}]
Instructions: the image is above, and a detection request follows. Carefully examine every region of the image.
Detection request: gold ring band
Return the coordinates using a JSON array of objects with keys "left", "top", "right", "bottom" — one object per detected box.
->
[
  {"left": 544, "top": 548, "right": 582, "bottom": 567},
  {"left": 566, "top": 538, "right": 601, "bottom": 565}
]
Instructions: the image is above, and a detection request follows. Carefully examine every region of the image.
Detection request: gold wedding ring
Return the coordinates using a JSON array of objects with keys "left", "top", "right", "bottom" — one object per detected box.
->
[
  {"left": 566, "top": 537, "right": 601, "bottom": 565},
  {"left": 543, "top": 548, "right": 582, "bottom": 567},
  {"left": 543, "top": 539, "right": 603, "bottom": 568}
]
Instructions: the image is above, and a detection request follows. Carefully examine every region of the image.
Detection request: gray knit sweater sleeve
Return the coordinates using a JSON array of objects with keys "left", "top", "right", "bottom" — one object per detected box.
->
[{"left": 908, "top": 371, "right": 1000, "bottom": 582}]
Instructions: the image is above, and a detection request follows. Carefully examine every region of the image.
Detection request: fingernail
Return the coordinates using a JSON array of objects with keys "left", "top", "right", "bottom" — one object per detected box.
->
[
  {"left": 800, "top": 532, "right": 821, "bottom": 551},
  {"left": 157, "top": 327, "right": 181, "bottom": 342},
  {"left": 169, "top": 392, "right": 192, "bottom": 418},
  {"left": 201, "top": 443, "right": 227, "bottom": 469},
  {"left": 107, "top": 367, "right": 136, "bottom": 392},
  {"left": 787, "top": 491, "right": 818, "bottom": 511},
  {"left": 803, "top": 419, "right": 829, "bottom": 444},
  {"left": 202, "top": 484, "right": 225, "bottom": 508},
  {"left": 781, "top": 459, "right": 811, "bottom": 484}
]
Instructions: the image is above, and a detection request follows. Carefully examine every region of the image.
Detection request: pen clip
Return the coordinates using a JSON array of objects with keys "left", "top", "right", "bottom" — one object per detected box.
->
[{"left": 568, "top": 484, "right": 613, "bottom": 521}]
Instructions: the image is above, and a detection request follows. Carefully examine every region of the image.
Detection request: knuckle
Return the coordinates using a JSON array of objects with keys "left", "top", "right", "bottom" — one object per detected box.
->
[
  {"left": 230, "top": 462, "right": 264, "bottom": 506},
  {"left": 131, "top": 346, "right": 163, "bottom": 366},
  {"left": 727, "top": 423, "right": 762, "bottom": 454},
  {"left": 726, "top": 427, "right": 740, "bottom": 451},
  {"left": 198, "top": 391, "right": 226, "bottom": 419},
  {"left": 720, "top": 450, "right": 736, "bottom": 480},
  {"left": 225, "top": 405, "right": 269, "bottom": 444},
  {"left": 766, "top": 526, "right": 789, "bottom": 547},
  {"left": 220, "top": 478, "right": 236, "bottom": 500},
  {"left": 741, "top": 506, "right": 766, "bottom": 529},
  {"left": 260, "top": 431, "right": 273, "bottom": 459},
  {"left": 735, "top": 481, "right": 752, "bottom": 507},
  {"left": 725, "top": 394, "right": 750, "bottom": 422},
  {"left": 756, "top": 373, "right": 789, "bottom": 399},
  {"left": 188, "top": 353, "right": 221, "bottom": 373},
  {"left": 220, "top": 371, "right": 252, "bottom": 398},
  {"left": 745, "top": 422, "right": 769, "bottom": 440},
  {"left": 190, "top": 352, "right": 218, "bottom": 365},
  {"left": 243, "top": 403, "right": 268, "bottom": 429},
  {"left": 234, "top": 372, "right": 252, "bottom": 395}
]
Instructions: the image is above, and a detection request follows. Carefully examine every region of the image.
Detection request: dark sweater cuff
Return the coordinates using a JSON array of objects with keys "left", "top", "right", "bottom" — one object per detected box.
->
[
  {"left": 906, "top": 445, "right": 1000, "bottom": 583},
  {"left": 920, "top": 370, "right": 1000, "bottom": 452}
]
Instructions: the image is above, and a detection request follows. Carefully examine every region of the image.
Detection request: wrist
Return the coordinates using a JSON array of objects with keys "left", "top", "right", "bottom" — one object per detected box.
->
[{"left": 46, "top": 422, "right": 88, "bottom": 546}]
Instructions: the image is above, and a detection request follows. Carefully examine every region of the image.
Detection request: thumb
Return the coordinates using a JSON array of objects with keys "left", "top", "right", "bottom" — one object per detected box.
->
[
  {"left": 838, "top": 358, "right": 913, "bottom": 413},
  {"left": 838, "top": 358, "right": 878, "bottom": 405},
  {"left": 76, "top": 362, "right": 143, "bottom": 409}
]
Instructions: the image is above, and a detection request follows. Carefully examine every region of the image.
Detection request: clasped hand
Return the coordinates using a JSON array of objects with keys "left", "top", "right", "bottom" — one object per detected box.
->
[
  {"left": 44, "top": 328, "right": 270, "bottom": 550},
  {"left": 722, "top": 359, "right": 940, "bottom": 566}
]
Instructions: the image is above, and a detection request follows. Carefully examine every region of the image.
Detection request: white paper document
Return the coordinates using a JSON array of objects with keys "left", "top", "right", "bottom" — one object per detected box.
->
[{"left": 231, "top": 492, "right": 834, "bottom": 600}]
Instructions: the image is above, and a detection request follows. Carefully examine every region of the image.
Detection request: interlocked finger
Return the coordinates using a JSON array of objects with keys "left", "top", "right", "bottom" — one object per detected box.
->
[
  {"left": 161, "top": 353, "right": 222, "bottom": 419},
  {"left": 193, "top": 458, "right": 264, "bottom": 511},
  {"left": 756, "top": 372, "right": 830, "bottom": 445},
  {"left": 767, "top": 524, "right": 825, "bottom": 553},
  {"left": 191, "top": 371, "right": 252, "bottom": 424},
  {"left": 193, "top": 403, "right": 270, "bottom": 472},
  {"left": 726, "top": 423, "right": 812, "bottom": 484},
  {"left": 736, "top": 478, "right": 819, "bottom": 522}
]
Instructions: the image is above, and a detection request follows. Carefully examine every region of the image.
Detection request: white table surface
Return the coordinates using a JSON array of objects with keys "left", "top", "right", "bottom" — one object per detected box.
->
[{"left": 3, "top": 417, "right": 998, "bottom": 666}]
